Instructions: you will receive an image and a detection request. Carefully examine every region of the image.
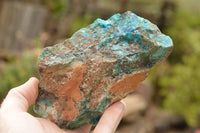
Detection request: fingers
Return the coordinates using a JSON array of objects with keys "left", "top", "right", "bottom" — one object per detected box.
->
[
  {"left": 1, "top": 77, "right": 39, "bottom": 112},
  {"left": 68, "top": 123, "right": 92, "bottom": 133},
  {"left": 93, "top": 101, "right": 126, "bottom": 133},
  {"left": 37, "top": 118, "right": 66, "bottom": 133},
  {"left": 37, "top": 119, "right": 91, "bottom": 133}
]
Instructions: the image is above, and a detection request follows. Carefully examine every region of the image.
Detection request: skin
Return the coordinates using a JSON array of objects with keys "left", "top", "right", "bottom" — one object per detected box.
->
[{"left": 0, "top": 77, "right": 126, "bottom": 133}]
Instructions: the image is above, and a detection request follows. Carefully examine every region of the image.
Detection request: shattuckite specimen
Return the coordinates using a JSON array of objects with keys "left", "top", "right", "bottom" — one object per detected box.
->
[{"left": 34, "top": 11, "right": 173, "bottom": 129}]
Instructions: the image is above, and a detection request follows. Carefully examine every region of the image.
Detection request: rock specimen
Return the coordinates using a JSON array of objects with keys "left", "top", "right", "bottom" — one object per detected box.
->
[{"left": 34, "top": 11, "right": 173, "bottom": 129}]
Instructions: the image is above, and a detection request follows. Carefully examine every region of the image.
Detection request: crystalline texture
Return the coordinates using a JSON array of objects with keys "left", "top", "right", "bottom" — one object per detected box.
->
[{"left": 34, "top": 11, "right": 173, "bottom": 129}]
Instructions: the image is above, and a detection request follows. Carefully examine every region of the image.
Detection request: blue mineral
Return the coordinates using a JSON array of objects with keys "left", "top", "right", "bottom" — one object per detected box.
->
[{"left": 34, "top": 11, "right": 173, "bottom": 129}]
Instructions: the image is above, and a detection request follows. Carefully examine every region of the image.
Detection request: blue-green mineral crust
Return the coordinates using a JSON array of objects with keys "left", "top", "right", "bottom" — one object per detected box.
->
[{"left": 34, "top": 11, "right": 173, "bottom": 129}]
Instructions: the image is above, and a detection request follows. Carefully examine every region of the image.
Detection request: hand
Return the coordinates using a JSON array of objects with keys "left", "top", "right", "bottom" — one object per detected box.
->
[{"left": 0, "top": 78, "right": 126, "bottom": 133}]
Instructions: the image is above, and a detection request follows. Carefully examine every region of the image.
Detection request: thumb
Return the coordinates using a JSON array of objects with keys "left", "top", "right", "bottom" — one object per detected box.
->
[{"left": 1, "top": 77, "right": 39, "bottom": 112}]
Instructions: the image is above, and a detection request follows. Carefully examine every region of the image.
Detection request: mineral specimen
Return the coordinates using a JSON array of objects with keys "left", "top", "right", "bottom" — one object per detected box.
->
[{"left": 34, "top": 11, "right": 173, "bottom": 129}]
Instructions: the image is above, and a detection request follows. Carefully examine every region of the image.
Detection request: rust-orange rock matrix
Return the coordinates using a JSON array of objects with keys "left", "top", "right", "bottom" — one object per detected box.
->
[{"left": 34, "top": 11, "right": 173, "bottom": 129}]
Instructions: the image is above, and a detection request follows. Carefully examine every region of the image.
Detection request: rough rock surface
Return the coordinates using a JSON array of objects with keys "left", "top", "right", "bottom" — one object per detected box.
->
[{"left": 34, "top": 11, "right": 173, "bottom": 129}]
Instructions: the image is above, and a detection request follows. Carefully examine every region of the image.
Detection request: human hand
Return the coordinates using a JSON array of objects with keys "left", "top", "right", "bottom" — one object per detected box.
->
[{"left": 0, "top": 77, "right": 126, "bottom": 133}]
